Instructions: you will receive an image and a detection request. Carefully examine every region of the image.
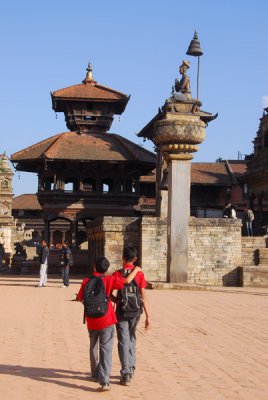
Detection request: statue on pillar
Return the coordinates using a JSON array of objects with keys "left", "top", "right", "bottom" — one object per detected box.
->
[{"left": 174, "top": 60, "right": 191, "bottom": 101}]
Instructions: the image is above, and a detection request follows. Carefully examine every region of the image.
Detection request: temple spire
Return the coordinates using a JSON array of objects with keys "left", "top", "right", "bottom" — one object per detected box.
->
[{"left": 83, "top": 62, "right": 96, "bottom": 84}]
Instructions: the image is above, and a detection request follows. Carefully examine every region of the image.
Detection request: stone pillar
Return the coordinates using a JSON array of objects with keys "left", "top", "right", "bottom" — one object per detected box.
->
[
  {"left": 154, "top": 99, "right": 206, "bottom": 283},
  {"left": 167, "top": 160, "right": 190, "bottom": 282}
]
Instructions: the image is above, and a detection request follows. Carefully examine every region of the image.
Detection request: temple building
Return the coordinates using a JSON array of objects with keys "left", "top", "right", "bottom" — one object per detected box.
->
[
  {"left": 11, "top": 64, "right": 156, "bottom": 250},
  {"left": 0, "top": 153, "right": 14, "bottom": 262},
  {"left": 242, "top": 108, "right": 268, "bottom": 228}
]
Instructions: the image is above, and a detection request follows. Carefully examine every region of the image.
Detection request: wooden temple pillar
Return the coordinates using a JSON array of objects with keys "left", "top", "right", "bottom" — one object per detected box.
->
[
  {"left": 70, "top": 220, "right": 78, "bottom": 248},
  {"left": 44, "top": 219, "right": 50, "bottom": 244}
]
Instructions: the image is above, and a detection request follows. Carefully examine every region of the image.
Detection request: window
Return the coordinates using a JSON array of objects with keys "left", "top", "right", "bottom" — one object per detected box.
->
[
  {"left": 64, "top": 178, "right": 78, "bottom": 191},
  {"left": 1, "top": 179, "right": 8, "bottom": 189},
  {"left": 102, "top": 179, "right": 113, "bottom": 193},
  {"left": 65, "top": 181, "right": 74, "bottom": 191},
  {"left": 83, "top": 178, "right": 96, "bottom": 192},
  {"left": 43, "top": 178, "right": 53, "bottom": 191}
]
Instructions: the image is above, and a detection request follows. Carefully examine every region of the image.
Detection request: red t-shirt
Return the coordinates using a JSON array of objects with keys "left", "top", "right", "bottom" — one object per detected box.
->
[
  {"left": 77, "top": 272, "right": 124, "bottom": 331},
  {"left": 113, "top": 262, "right": 147, "bottom": 289}
]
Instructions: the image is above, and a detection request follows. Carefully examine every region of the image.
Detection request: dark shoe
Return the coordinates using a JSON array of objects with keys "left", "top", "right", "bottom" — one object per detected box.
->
[
  {"left": 89, "top": 374, "right": 98, "bottom": 382},
  {"left": 130, "top": 366, "right": 135, "bottom": 378},
  {"left": 120, "top": 373, "right": 131, "bottom": 386},
  {"left": 100, "top": 383, "right": 110, "bottom": 391}
]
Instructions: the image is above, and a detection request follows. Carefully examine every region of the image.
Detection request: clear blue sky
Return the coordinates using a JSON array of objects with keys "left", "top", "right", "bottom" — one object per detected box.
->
[{"left": 1, "top": 0, "right": 267, "bottom": 196}]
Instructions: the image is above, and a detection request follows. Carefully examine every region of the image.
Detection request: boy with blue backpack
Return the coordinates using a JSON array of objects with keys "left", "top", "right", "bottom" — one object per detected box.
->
[
  {"left": 113, "top": 246, "right": 150, "bottom": 386},
  {"left": 77, "top": 256, "right": 141, "bottom": 392}
]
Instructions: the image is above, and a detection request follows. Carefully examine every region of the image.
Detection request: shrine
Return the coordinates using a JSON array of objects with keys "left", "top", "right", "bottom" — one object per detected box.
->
[
  {"left": 0, "top": 153, "right": 14, "bottom": 265},
  {"left": 243, "top": 108, "right": 268, "bottom": 228}
]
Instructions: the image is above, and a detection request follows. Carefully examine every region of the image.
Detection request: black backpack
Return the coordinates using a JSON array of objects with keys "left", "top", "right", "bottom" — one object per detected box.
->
[
  {"left": 83, "top": 275, "right": 109, "bottom": 320},
  {"left": 117, "top": 269, "right": 142, "bottom": 319}
]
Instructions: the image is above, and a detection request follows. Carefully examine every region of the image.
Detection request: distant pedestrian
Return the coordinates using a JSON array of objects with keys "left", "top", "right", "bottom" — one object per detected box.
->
[
  {"left": 38, "top": 239, "right": 49, "bottom": 287},
  {"left": 244, "top": 207, "right": 254, "bottom": 236},
  {"left": 230, "top": 204, "right": 237, "bottom": 219},
  {"left": 60, "top": 241, "right": 73, "bottom": 287},
  {"left": 0, "top": 241, "right": 5, "bottom": 269},
  {"left": 223, "top": 202, "right": 232, "bottom": 218}
]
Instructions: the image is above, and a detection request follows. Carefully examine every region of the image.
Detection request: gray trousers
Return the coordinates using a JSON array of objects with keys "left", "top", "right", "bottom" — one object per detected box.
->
[
  {"left": 116, "top": 315, "right": 140, "bottom": 376},
  {"left": 62, "top": 266, "right": 69, "bottom": 286},
  {"left": 88, "top": 325, "right": 114, "bottom": 385},
  {"left": 38, "top": 263, "right": 48, "bottom": 286}
]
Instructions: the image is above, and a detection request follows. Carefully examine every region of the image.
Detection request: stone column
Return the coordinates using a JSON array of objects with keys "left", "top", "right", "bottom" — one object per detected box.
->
[
  {"left": 167, "top": 160, "right": 191, "bottom": 282},
  {"left": 154, "top": 99, "right": 206, "bottom": 283}
]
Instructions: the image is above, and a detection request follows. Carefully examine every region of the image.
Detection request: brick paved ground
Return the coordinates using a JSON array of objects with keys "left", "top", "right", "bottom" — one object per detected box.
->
[{"left": 0, "top": 276, "right": 268, "bottom": 400}]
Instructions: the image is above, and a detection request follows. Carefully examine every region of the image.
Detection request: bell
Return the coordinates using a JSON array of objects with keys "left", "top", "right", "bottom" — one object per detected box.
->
[
  {"left": 159, "top": 168, "right": 168, "bottom": 191},
  {"left": 186, "top": 31, "right": 203, "bottom": 57}
]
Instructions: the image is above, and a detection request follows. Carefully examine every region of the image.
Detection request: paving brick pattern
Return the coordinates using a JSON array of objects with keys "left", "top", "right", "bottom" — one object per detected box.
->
[{"left": 0, "top": 276, "right": 268, "bottom": 399}]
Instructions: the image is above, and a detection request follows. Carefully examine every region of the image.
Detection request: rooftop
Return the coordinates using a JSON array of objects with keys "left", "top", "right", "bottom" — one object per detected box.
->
[
  {"left": 13, "top": 194, "right": 41, "bottom": 210},
  {"left": 140, "top": 161, "right": 247, "bottom": 186},
  {"left": 51, "top": 63, "right": 129, "bottom": 115},
  {"left": 11, "top": 132, "right": 156, "bottom": 165}
]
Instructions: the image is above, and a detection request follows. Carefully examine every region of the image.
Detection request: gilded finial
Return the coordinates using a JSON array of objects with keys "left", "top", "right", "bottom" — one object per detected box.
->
[{"left": 83, "top": 62, "right": 96, "bottom": 84}]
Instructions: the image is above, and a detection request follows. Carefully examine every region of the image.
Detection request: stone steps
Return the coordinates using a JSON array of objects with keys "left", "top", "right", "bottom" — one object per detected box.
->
[
  {"left": 241, "top": 237, "right": 267, "bottom": 266},
  {"left": 259, "top": 248, "right": 268, "bottom": 266}
]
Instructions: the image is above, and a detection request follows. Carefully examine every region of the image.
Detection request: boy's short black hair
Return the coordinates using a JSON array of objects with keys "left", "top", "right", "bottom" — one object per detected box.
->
[
  {"left": 95, "top": 256, "right": 110, "bottom": 273},
  {"left": 123, "top": 246, "right": 137, "bottom": 262}
]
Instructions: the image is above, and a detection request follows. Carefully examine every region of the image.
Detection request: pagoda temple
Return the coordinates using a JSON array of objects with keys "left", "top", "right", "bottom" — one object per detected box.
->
[
  {"left": 243, "top": 108, "right": 268, "bottom": 228},
  {"left": 11, "top": 64, "right": 156, "bottom": 248}
]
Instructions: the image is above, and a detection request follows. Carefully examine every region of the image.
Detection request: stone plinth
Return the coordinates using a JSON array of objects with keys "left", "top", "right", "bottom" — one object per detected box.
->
[
  {"left": 239, "top": 266, "right": 268, "bottom": 287},
  {"left": 154, "top": 101, "right": 206, "bottom": 162},
  {"left": 188, "top": 217, "right": 242, "bottom": 286}
]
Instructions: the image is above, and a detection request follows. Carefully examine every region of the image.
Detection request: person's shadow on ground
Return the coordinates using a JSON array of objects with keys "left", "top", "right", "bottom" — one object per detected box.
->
[{"left": 0, "top": 364, "right": 101, "bottom": 392}]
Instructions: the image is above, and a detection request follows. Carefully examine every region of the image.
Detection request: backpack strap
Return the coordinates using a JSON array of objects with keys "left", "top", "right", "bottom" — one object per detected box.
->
[
  {"left": 118, "top": 268, "right": 138, "bottom": 286},
  {"left": 88, "top": 274, "right": 105, "bottom": 279}
]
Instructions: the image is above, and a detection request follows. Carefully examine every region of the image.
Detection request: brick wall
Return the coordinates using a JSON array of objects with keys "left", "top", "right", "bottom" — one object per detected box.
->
[
  {"left": 87, "top": 217, "right": 140, "bottom": 273},
  {"left": 241, "top": 237, "right": 267, "bottom": 266},
  {"left": 86, "top": 216, "right": 266, "bottom": 286},
  {"left": 239, "top": 266, "right": 268, "bottom": 287},
  {"left": 140, "top": 216, "right": 167, "bottom": 282},
  {"left": 139, "top": 217, "right": 243, "bottom": 285},
  {"left": 188, "top": 217, "right": 242, "bottom": 286}
]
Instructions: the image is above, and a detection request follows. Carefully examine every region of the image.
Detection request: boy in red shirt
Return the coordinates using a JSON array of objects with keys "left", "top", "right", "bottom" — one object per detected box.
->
[
  {"left": 77, "top": 256, "right": 141, "bottom": 392},
  {"left": 113, "top": 246, "right": 150, "bottom": 386}
]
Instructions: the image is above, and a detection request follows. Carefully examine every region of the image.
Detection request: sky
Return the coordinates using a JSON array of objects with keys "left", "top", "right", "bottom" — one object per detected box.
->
[{"left": 1, "top": 0, "right": 268, "bottom": 196}]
